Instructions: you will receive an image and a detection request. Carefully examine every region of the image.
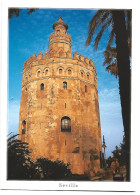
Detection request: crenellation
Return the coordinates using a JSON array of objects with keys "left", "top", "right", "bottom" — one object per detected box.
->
[
  {"left": 84, "top": 56, "right": 89, "bottom": 65},
  {"left": 32, "top": 53, "right": 37, "bottom": 61},
  {"left": 89, "top": 59, "right": 96, "bottom": 70},
  {"left": 73, "top": 52, "right": 79, "bottom": 59},
  {"left": 79, "top": 54, "right": 84, "bottom": 62},
  {"left": 38, "top": 51, "right": 43, "bottom": 60}
]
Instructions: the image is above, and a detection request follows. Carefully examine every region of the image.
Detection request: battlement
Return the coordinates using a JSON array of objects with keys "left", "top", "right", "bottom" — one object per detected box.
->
[{"left": 23, "top": 51, "right": 96, "bottom": 72}]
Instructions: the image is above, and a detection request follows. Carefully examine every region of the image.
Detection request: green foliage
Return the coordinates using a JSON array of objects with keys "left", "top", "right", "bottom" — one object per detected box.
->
[
  {"left": 8, "top": 8, "right": 38, "bottom": 19},
  {"left": 106, "top": 136, "right": 126, "bottom": 168},
  {"left": 35, "top": 158, "right": 72, "bottom": 180},
  {"left": 7, "top": 134, "right": 36, "bottom": 179},
  {"left": 7, "top": 133, "right": 89, "bottom": 180},
  {"left": 112, "top": 140, "right": 126, "bottom": 166},
  {"left": 86, "top": 10, "right": 131, "bottom": 78}
]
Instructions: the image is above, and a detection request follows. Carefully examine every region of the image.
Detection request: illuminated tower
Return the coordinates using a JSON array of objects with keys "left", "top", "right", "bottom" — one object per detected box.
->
[{"left": 18, "top": 17, "right": 102, "bottom": 176}]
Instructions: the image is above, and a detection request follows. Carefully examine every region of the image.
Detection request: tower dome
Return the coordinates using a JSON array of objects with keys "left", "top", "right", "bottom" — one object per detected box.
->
[{"left": 53, "top": 17, "right": 68, "bottom": 31}]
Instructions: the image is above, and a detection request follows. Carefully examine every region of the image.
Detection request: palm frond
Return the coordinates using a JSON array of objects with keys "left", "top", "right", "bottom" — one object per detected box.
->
[
  {"left": 94, "top": 17, "right": 112, "bottom": 50},
  {"left": 104, "top": 46, "right": 117, "bottom": 65},
  {"left": 85, "top": 10, "right": 111, "bottom": 46},
  {"left": 106, "top": 28, "right": 115, "bottom": 50},
  {"left": 106, "top": 62, "right": 118, "bottom": 78}
]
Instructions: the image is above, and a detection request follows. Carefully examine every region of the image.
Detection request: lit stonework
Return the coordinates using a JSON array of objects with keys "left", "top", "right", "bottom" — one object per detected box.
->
[{"left": 18, "top": 17, "right": 102, "bottom": 176}]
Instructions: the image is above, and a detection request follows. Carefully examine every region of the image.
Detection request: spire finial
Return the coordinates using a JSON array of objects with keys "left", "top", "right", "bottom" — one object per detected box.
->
[{"left": 58, "top": 16, "right": 63, "bottom": 22}]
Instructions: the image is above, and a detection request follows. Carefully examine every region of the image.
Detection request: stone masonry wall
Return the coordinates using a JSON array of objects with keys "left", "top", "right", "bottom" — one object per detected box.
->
[{"left": 18, "top": 17, "right": 102, "bottom": 176}]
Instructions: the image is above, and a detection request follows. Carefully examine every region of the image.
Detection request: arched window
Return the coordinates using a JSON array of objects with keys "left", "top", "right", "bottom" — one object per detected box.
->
[
  {"left": 41, "top": 83, "right": 44, "bottom": 90},
  {"left": 85, "top": 85, "right": 87, "bottom": 92},
  {"left": 87, "top": 74, "right": 89, "bottom": 80},
  {"left": 37, "top": 70, "right": 41, "bottom": 77},
  {"left": 68, "top": 69, "right": 72, "bottom": 75},
  {"left": 45, "top": 69, "right": 48, "bottom": 75},
  {"left": 59, "top": 69, "right": 62, "bottom": 74},
  {"left": 81, "top": 72, "right": 83, "bottom": 77},
  {"left": 61, "top": 116, "right": 71, "bottom": 132},
  {"left": 63, "top": 81, "right": 67, "bottom": 90},
  {"left": 56, "top": 29, "right": 60, "bottom": 34}
]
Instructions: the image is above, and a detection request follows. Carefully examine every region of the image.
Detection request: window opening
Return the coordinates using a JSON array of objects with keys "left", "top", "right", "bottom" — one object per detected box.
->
[
  {"left": 68, "top": 69, "right": 72, "bottom": 75},
  {"left": 61, "top": 116, "right": 71, "bottom": 132},
  {"left": 45, "top": 69, "right": 48, "bottom": 75},
  {"left": 87, "top": 74, "right": 89, "bottom": 80},
  {"left": 59, "top": 69, "right": 62, "bottom": 74},
  {"left": 81, "top": 72, "right": 83, "bottom": 77},
  {"left": 85, "top": 85, "right": 87, "bottom": 92},
  {"left": 22, "top": 129, "right": 26, "bottom": 134},
  {"left": 63, "top": 81, "right": 67, "bottom": 90},
  {"left": 22, "top": 120, "right": 26, "bottom": 135},
  {"left": 65, "top": 103, "right": 66, "bottom": 108},
  {"left": 37, "top": 70, "right": 41, "bottom": 77},
  {"left": 41, "top": 83, "right": 44, "bottom": 90}
]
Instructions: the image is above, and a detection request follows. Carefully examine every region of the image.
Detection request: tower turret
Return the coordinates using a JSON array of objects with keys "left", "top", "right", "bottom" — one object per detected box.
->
[{"left": 49, "top": 17, "right": 72, "bottom": 57}]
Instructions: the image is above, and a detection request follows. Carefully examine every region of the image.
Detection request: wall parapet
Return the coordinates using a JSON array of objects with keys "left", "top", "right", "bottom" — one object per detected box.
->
[{"left": 23, "top": 51, "right": 96, "bottom": 73}]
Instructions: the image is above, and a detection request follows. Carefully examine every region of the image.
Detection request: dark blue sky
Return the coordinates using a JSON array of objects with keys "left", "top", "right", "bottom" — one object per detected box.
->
[{"left": 8, "top": 8, "right": 124, "bottom": 157}]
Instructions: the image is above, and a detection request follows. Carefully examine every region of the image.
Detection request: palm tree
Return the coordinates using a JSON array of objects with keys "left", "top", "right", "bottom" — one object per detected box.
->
[
  {"left": 104, "top": 46, "right": 118, "bottom": 78},
  {"left": 104, "top": 41, "right": 131, "bottom": 78},
  {"left": 8, "top": 8, "right": 38, "bottom": 19},
  {"left": 86, "top": 9, "right": 131, "bottom": 181}
]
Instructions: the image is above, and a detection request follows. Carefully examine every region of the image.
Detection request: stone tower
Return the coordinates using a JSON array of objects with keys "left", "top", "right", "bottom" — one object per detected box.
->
[{"left": 18, "top": 17, "right": 102, "bottom": 176}]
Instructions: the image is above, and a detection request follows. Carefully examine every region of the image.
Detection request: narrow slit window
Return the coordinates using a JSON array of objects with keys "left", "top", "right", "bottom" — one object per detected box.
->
[
  {"left": 41, "top": 83, "right": 44, "bottom": 90},
  {"left": 81, "top": 72, "right": 83, "bottom": 77},
  {"left": 87, "top": 74, "right": 89, "bottom": 80},
  {"left": 85, "top": 85, "right": 87, "bottom": 93},
  {"left": 22, "top": 129, "right": 26, "bottom": 134},
  {"left": 22, "top": 120, "right": 26, "bottom": 135},
  {"left": 63, "top": 81, "right": 67, "bottom": 90}
]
